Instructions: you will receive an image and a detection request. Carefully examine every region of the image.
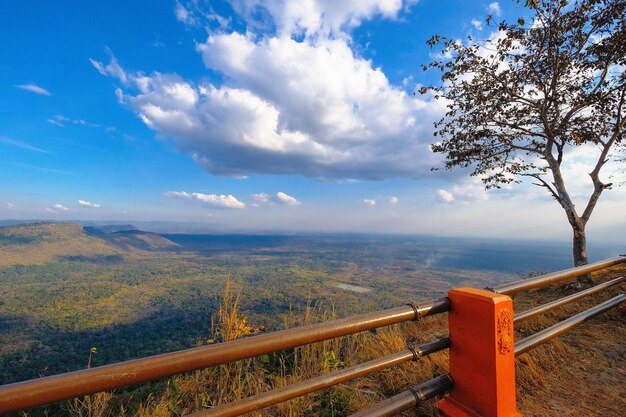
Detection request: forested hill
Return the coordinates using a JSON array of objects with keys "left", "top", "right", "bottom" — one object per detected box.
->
[
  {"left": 0, "top": 222, "right": 518, "bottom": 389},
  {"left": 0, "top": 222, "right": 178, "bottom": 267},
  {"left": 85, "top": 227, "right": 180, "bottom": 252}
]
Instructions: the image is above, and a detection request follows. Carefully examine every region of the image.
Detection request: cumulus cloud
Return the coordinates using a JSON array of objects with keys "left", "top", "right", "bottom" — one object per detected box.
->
[
  {"left": 251, "top": 192, "right": 301, "bottom": 206},
  {"left": 361, "top": 199, "right": 376, "bottom": 206},
  {"left": 229, "top": 0, "right": 413, "bottom": 38},
  {"left": 165, "top": 191, "right": 246, "bottom": 209},
  {"left": 389, "top": 196, "right": 399, "bottom": 204},
  {"left": 15, "top": 84, "right": 51, "bottom": 96},
  {"left": 275, "top": 192, "right": 301, "bottom": 206},
  {"left": 97, "top": 42, "right": 442, "bottom": 179},
  {"left": 46, "top": 204, "right": 70, "bottom": 212},
  {"left": 93, "top": 1, "right": 445, "bottom": 180},
  {"left": 488, "top": 2, "right": 502, "bottom": 16},
  {"left": 436, "top": 189, "right": 455, "bottom": 203},
  {"left": 78, "top": 199, "right": 104, "bottom": 208}
]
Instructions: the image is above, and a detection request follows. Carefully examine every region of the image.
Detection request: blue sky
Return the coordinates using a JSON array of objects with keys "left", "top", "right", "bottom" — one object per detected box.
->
[{"left": 0, "top": 1, "right": 624, "bottom": 242}]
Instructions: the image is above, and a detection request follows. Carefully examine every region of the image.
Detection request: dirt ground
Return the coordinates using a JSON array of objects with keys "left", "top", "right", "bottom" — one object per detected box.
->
[{"left": 512, "top": 264, "right": 626, "bottom": 416}]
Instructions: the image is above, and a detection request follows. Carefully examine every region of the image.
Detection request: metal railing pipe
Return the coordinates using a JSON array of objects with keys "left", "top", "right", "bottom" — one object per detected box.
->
[
  {"left": 514, "top": 276, "right": 625, "bottom": 323},
  {"left": 492, "top": 256, "right": 626, "bottom": 295},
  {"left": 0, "top": 298, "right": 450, "bottom": 415},
  {"left": 188, "top": 338, "right": 450, "bottom": 417},
  {"left": 348, "top": 374, "right": 453, "bottom": 417},
  {"left": 349, "top": 390, "right": 416, "bottom": 417},
  {"left": 515, "top": 293, "right": 626, "bottom": 356}
]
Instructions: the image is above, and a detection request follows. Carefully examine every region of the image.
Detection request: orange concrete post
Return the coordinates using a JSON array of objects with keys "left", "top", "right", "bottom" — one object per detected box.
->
[{"left": 437, "top": 288, "right": 522, "bottom": 417}]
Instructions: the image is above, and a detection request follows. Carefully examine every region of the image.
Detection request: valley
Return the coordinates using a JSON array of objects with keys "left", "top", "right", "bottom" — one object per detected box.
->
[{"left": 0, "top": 222, "right": 621, "bottom": 387}]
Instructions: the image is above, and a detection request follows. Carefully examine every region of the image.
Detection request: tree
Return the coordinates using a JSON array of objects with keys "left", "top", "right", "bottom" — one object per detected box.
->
[{"left": 423, "top": 0, "right": 625, "bottom": 267}]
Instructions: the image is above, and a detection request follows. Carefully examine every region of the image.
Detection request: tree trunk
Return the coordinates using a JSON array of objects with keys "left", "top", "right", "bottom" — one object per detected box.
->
[
  {"left": 572, "top": 226, "right": 588, "bottom": 266},
  {"left": 572, "top": 226, "right": 593, "bottom": 285}
]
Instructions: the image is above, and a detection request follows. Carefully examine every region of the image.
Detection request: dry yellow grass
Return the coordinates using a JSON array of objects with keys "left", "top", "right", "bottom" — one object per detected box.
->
[{"left": 66, "top": 265, "right": 624, "bottom": 417}]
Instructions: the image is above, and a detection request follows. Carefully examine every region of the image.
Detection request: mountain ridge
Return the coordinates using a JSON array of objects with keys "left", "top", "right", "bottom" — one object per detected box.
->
[{"left": 0, "top": 222, "right": 178, "bottom": 267}]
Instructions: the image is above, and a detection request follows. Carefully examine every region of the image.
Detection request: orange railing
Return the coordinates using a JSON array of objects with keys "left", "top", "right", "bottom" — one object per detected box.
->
[{"left": 0, "top": 256, "right": 624, "bottom": 417}]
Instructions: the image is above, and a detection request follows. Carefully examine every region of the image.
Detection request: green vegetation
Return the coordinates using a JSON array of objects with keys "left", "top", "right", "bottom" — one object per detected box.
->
[
  {"left": 44, "top": 281, "right": 451, "bottom": 417},
  {"left": 0, "top": 223, "right": 620, "bottom": 417},
  {"left": 0, "top": 223, "right": 623, "bottom": 416},
  {"left": 0, "top": 223, "right": 517, "bottom": 388}
]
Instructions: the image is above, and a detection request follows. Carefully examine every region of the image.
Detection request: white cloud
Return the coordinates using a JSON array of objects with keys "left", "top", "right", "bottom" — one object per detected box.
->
[
  {"left": 275, "top": 192, "right": 301, "bottom": 206},
  {"left": 15, "top": 84, "right": 51, "bottom": 96},
  {"left": 196, "top": 34, "right": 423, "bottom": 144},
  {"left": 46, "top": 204, "right": 70, "bottom": 213},
  {"left": 230, "top": 0, "right": 412, "bottom": 38},
  {"left": 92, "top": 0, "right": 445, "bottom": 180},
  {"left": 488, "top": 2, "right": 502, "bottom": 17},
  {"left": 131, "top": 188, "right": 626, "bottom": 244},
  {"left": 90, "top": 55, "right": 129, "bottom": 85},
  {"left": 174, "top": 1, "right": 192, "bottom": 24},
  {"left": 389, "top": 196, "right": 399, "bottom": 204},
  {"left": 251, "top": 193, "right": 271, "bottom": 203},
  {"left": 47, "top": 115, "right": 99, "bottom": 128},
  {"left": 558, "top": 143, "right": 626, "bottom": 205},
  {"left": 165, "top": 191, "right": 246, "bottom": 209},
  {"left": 361, "top": 199, "right": 376, "bottom": 206},
  {"left": 5, "top": 203, "right": 14, "bottom": 209},
  {"left": 437, "top": 189, "right": 455, "bottom": 203},
  {"left": 251, "top": 192, "right": 301, "bottom": 206},
  {"left": 471, "top": 19, "right": 483, "bottom": 31},
  {"left": 436, "top": 177, "right": 493, "bottom": 204},
  {"left": 174, "top": 0, "right": 231, "bottom": 29},
  {"left": 98, "top": 35, "right": 443, "bottom": 179},
  {"left": 46, "top": 118, "right": 65, "bottom": 127},
  {"left": 78, "top": 199, "right": 104, "bottom": 208},
  {"left": 0, "top": 136, "right": 49, "bottom": 153}
]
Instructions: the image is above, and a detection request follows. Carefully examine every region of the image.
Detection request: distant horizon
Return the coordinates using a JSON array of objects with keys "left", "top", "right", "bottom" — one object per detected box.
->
[{"left": 2, "top": 218, "right": 625, "bottom": 252}]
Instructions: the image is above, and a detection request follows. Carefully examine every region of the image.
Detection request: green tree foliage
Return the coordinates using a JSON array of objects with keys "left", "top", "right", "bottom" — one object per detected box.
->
[{"left": 423, "top": 0, "right": 626, "bottom": 267}]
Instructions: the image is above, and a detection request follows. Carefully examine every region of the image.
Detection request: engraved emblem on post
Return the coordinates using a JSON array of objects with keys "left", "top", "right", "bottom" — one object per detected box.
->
[{"left": 497, "top": 309, "right": 513, "bottom": 355}]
